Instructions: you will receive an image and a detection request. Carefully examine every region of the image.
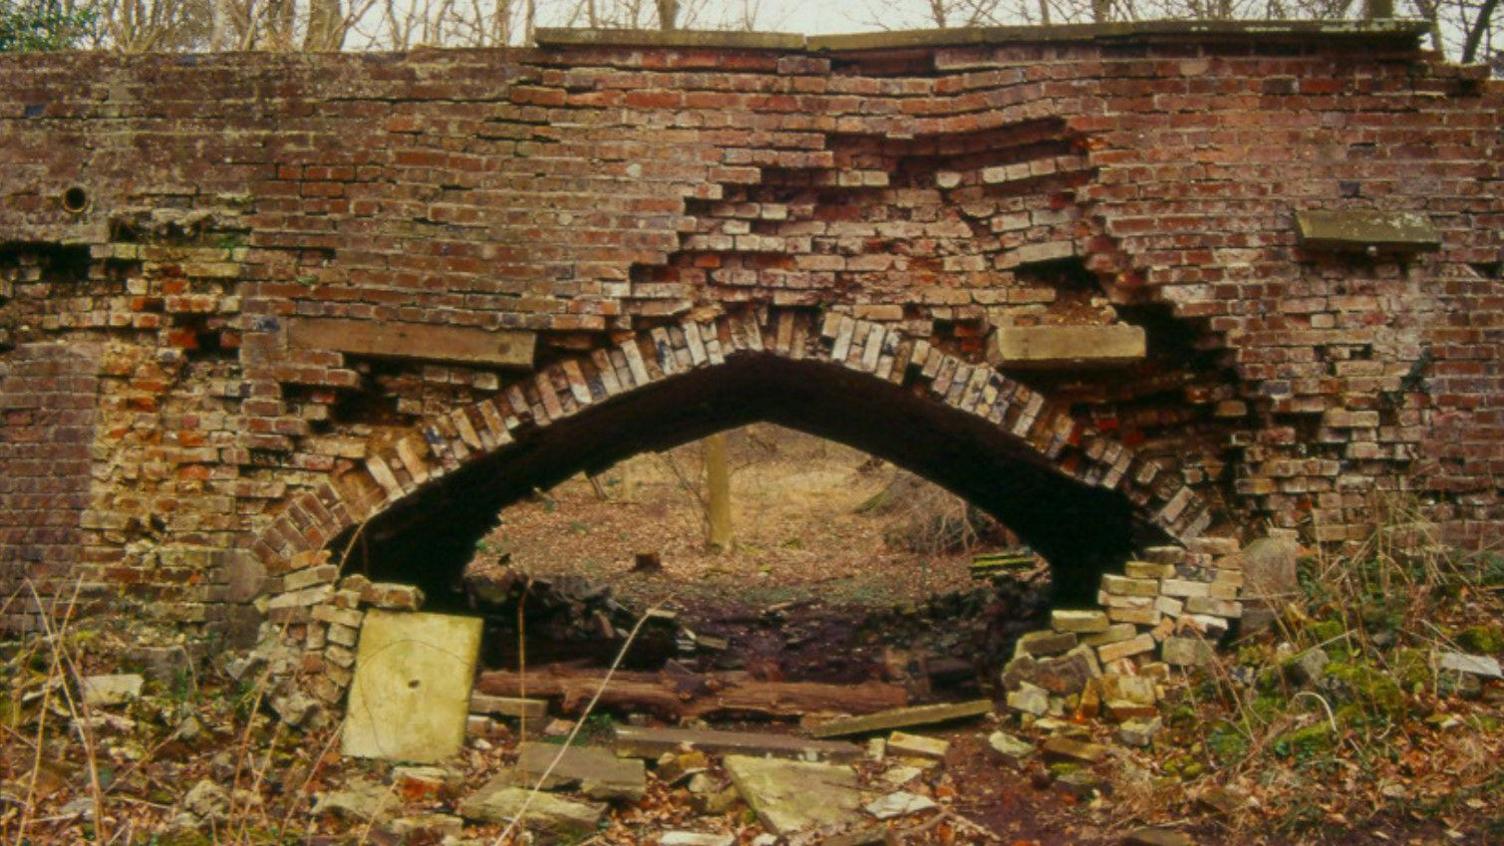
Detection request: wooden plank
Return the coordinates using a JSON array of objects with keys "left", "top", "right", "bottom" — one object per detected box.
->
[
  {"left": 470, "top": 693, "right": 548, "bottom": 719},
  {"left": 288, "top": 317, "right": 535, "bottom": 368},
  {"left": 613, "top": 726, "right": 864, "bottom": 763},
  {"left": 808, "top": 699, "right": 994, "bottom": 739}
]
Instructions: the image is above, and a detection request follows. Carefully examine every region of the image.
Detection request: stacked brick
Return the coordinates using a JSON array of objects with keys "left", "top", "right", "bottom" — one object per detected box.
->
[
  {"left": 254, "top": 548, "right": 424, "bottom": 718},
  {"left": 1002, "top": 536, "right": 1245, "bottom": 722},
  {"left": 0, "top": 342, "right": 100, "bottom": 632}
]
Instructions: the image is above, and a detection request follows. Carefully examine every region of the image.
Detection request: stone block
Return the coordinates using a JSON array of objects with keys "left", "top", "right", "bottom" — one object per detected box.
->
[
  {"left": 289, "top": 316, "right": 536, "bottom": 369},
  {"left": 1162, "top": 636, "right": 1216, "bottom": 667},
  {"left": 990, "top": 324, "right": 1146, "bottom": 369},
  {"left": 1095, "top": 633, "right": 1156, "bottom": 664},
  {"left": 342, "top": 610, "right": 482, "bottom": 763},
  {"left": 723, "top": 756, "right": 862, "bottom": 836},
  {"left": 1102, "top": 574, "right": 1160, "bottom": 597},
  {"left": 1051, "top": 609, "right": 1110, "bottom": 633}
]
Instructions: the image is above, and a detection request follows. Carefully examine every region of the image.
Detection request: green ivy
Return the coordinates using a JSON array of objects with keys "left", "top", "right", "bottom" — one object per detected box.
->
[{"left": 0, "top": 0, "right": 94, "bottom": 53}]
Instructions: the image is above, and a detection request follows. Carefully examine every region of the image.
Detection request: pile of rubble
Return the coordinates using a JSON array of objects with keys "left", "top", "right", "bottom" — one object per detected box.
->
[
  {"left": 313, "top": 696, "right": 1057, "bottom": 845},
  {"left": 997, "top": 537, "right": 1259, "bottom": 753}
]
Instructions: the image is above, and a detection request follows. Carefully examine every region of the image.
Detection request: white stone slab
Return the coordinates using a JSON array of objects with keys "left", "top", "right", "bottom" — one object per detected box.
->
[{"left": 342, "top": 610, "right": 482, "bottom": 763}]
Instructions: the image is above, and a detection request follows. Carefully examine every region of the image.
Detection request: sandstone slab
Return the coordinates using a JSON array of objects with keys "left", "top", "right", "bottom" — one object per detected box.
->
[
  {"left": 458, "top": 777, "right": 606, "bottom": 835},
  {"left": 723, "top": 755, "right": 862, "bottom": 835},
  {"left": 515, "top": 742, "right": 646, "bottom": 801},
  {"left": 79, "top": 674, "right": 143, "bottom": 707},
  {"left": 342, "top": 610, "right": 482, "bottom": 763}
]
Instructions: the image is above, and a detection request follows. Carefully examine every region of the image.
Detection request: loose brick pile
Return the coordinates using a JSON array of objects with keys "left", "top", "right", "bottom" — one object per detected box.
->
[
  {"left": 1, "top": 24, "right": 1502, "bottom": 718},
  {"left": 1003, "top": 534, "right": 1253, "bottom": 725}
]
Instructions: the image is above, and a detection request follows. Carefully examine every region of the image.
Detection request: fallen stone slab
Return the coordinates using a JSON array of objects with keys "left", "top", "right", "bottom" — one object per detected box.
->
[
  {"left": 342, "top": 610, "right": 482, "bottom": 763},
  {"left": 458, "top": 777, "right": 606, "bottom": 836},
  {"left": 1006, "top": 681, "right": 1050, "bottom": 716},
  {"left": 1041, "top": 736, "right": 1109, "bottom": 764},
  {"left": 614, "top": 725, "right": 863, "bottom": 763},
  {"left": 312, "top": 778, "right": 397, "bottom": 823},
  {"left": 79, "top": 674, "right": 143, "bottom": 707},
  {"left": 660, "top": 832, "right": 734, "bottom": 846},
  {"left": 470, "top": 693, "right": 548, "bottom": 719},
  {"left": 886, "top": 731, "right": 949, "bottom": 760},
  {"left": 385, "top": 813, "right": 464, "bottom": 840},
  {"left": 881, "top": 764, "right": 925, "bottom": 786},
  {"left": 987, "top": 730, "right": 1035, "bottom": 762},
  {"left": 864, "top": 790, "right": 937, "bottom": 820},
  {"left": 516, "top": 742, "right": 646, "bottom": 801},
  {"left": 1438, "top": 651, "right": 1503, "bottom": 679},
  {"left": 723, "top": 755, "right": 862, "bottom": 835},
  {"left": 1117, "top": 717, "right": 1162, "bottom": 748},
  {"left": 1053, "top": 769, "right": 1104, "bottom": 800},
  {"left": 808, "top": 699, "right": 993, "bottom": 739}
]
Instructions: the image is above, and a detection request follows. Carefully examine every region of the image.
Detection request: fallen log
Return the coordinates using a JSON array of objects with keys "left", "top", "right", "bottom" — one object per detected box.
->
[{"left": 475, "top": 665, "right": 909, "bottom": 721}]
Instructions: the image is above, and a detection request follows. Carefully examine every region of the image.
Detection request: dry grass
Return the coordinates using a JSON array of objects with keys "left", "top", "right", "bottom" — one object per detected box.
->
[{"left": 1105, "top": 497, "right": 1504, "bottom": 842}]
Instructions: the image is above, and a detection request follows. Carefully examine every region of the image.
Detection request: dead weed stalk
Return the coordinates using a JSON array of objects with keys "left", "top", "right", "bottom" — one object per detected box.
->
[{"left": 493, "top": 596, "right": 673, "bottom": 846}]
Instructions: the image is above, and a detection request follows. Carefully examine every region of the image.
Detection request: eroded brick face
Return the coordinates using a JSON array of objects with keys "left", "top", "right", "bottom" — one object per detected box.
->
[{"left": 1, "top": 29, "right": 1501, "bottom": 637}]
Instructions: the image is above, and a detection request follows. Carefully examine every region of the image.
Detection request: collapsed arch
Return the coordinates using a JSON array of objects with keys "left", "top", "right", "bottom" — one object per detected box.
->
[{"left": 249, "top": 309, "right": 1217, "bottom": 607}]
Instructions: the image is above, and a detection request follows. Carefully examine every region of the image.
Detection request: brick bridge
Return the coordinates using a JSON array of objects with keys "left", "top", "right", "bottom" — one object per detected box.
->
[{"left": 2, "top": 22, "right": 1502, "bottom": 684}]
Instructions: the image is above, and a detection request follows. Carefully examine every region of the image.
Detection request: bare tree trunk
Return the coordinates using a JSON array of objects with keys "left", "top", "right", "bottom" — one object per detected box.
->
[
  {"left": 704, "top": 432, "right": 733, "bottom": 552},
  {"left": 655, "top": 0, "right": 677, "bottom": 29},
  {"left": 1462, "top": 0, "right": 1500, "bottom": 62},
  {"left": 304, "top": 0, "right": 345, "bottom": 49},
  {"left": 1091, "top": 0, "right": 1110, "bottom": 21}
]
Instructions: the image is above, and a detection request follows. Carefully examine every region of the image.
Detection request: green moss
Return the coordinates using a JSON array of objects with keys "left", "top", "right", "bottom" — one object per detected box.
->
[
  {"left": 1326, "top": 658, "right": 1406, "bottom": 715},
  {"left": 1248, "top": 693, "right": 1286, "bottom": 722},
  {"left": 1457, "top": 624, "right": 1504, "bottom": 654},
  {"left": 1207, "top": 722, "right": 1249, "bottom": 764},
  {"left": 1272, "top": 722, "right": 1332, "bottom": 760}
]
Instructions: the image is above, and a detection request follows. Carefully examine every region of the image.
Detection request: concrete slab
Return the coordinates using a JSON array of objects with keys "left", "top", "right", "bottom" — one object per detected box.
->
[{"left": 342, "top": 610, "right": 482, "bottom": 763}]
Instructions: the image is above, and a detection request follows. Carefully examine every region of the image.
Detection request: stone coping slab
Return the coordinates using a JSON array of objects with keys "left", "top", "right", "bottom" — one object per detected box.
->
[
  {"left": 537, "top": 20, "right": 1430, "bottom": 52},
  {"left": 1295, "top": 210, "right": 1442, "bottom": 253}
]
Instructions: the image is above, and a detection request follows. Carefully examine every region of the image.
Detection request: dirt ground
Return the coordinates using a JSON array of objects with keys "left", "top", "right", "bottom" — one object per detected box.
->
[{"left": 487, "top": 424, "right": 995, "bottom": 617}]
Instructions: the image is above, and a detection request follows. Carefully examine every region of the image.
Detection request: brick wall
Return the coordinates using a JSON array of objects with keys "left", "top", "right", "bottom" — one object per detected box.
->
[
  {"left": 0, "top": 342, "right": 101, "bottom": 632},
  {"left": 0, "top": 22, "right": 1501, "bottom": 640}
]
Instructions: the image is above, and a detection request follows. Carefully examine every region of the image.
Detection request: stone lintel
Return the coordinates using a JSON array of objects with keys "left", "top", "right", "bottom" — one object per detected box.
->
[
  {"left": 990, "top": 324, "right": 1146, "bottom": 369},
  {"left": 288, "top": 317, "right": 536, "bottom": 369},
  {"left": 535, "top": 28, "right": 805, "bottom": 50},
  {"left": 809, "top": 20, "right": 1429, "bottom": 52},
  {"left": 1295, "top": 210, "right": 1441, "bottom": 253},
  {"left": 535, "top": 20, "right": 1429, "bottom": 54}
]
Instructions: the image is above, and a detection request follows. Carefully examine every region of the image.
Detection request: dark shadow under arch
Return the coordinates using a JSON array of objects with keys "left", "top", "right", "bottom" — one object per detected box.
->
[{"left": 336, "top": 352, "right": 1169, "bottom": 606}]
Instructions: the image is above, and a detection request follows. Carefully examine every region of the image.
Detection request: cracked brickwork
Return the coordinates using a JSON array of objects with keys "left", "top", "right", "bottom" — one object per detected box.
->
[{"left": 1, "top": 24, "right": 1502, "bottom": 654}]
